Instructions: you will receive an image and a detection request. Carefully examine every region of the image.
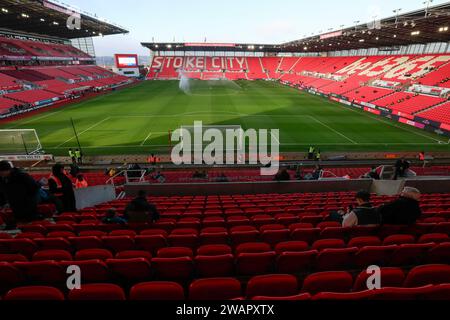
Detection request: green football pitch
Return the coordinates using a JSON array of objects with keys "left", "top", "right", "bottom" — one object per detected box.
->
[{"left": 1, "top": 80, "right": 449, "bottom": 156}]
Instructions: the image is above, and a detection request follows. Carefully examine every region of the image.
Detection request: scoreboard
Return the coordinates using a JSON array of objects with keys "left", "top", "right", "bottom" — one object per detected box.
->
[{"left": 113, "top": 54, "right": 139, "bottom": 77}]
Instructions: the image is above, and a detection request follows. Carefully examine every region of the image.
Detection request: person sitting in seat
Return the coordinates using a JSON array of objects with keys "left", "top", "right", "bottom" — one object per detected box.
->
[
  {"left": 378, "top": 187, "right": 422, "bottom": 225},
  {"left": 275, "top": 169, "right": 290, "bottom": 181},
  {"left": 102, "top": 208, "right": 127, "bottom": 225},
  {"left": 75, "top": 174, "right": 89, "bottom": 189},
  {"left": 328, "top": 190, "right": 380, "bottom": 227},
  {"left": 124, "top": 190, "right": 160, "bottom": 223}
]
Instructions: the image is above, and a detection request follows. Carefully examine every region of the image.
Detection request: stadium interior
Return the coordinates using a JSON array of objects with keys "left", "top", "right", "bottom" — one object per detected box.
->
[{"left": 0, "top": 0, "right": 450, "bottom": 304}]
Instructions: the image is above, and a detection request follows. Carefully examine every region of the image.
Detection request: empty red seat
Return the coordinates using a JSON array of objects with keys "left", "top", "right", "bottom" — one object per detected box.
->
[
  {"left": 189, "top": 278, "right": 242, "bottom": 300},
  {"left": 14, "top": 261, "right": 66, "bottom": 285},
  {"left": 302, "top": 271, "right": 353, "bottom": 295},
  {"left": 15, "top": 232, "right": 44, "bottom": 239},
  {"left": 5, "top": 286, "right": 64, "bottom": 301},
  {"left": 426, "top": 243, "right": 450, "bottom": 264},
  {"left": 115, "top": 250, "right": 152, "bottom": 262},
  {"left": 230, "top": 231, "right": 259, "bottom": 245},
  {"left": 135, "top": 235, "right": 167, "bottom": 254},
  {"left": 109, "top": 230, "right": 136, "bottom": 237},
  {"left": 348, "top": 236, "right": 382, "bottom": 248},
  {"left": 252, "top": 293, "right": 311, "bottom": 301},
  {"left": 157, "top": 247, "right": 194, "bottom": 258},
  {"left": 102, "top": 236, "right": 135, "bottom": 252},
  {"left": 317, "top": 221, "right": 341, "bottom": 229},
  {"left": 0, "top": 239, "right": 37, "bottom": 258},
  {"left": 33, "top": 250, "right": 72, "bottom": 261},
  {"left": 199, "top": 232, "right": 228, "bottom": 245},
  {"left": 259, "top": 224, "right": 286, "bottom": 232},
  {"left": 274, "top": 241, "right": 309, "bottom": 254},
  {"left": 130, "top": 282, "right": 185, "bottom": 300},
  {"left": 354, "top": 245, "right": 397, "bottom": 268},
  {"left": 0, "top": 262, "right": 25, "bottom": 293},
  {"left": 404, "top": 264, "right": 450, "bottom": 287},
  {"left": 316, "top": 247, "right": 358, "bottom": 271},
  {"left": 68, "top": 283, "right": 126, "bottom": 300},
  {"left": 236, "top": 252, "right": 276, "bottom": 276},
  {"left": 291, "top": 228, "right": 320, "bottom": 244},
  {"left": 312, "top": 239, "right": 345, "bottom": 251},
  {"left": 195, "top": 254, "right": 235, "bottom": 277},
  {"left": 107, "top": 258, "right": 152, "bottom": 283},
  {"left": 139, "top": 229, "right": 168, "bottom": 237},
  {"left": 167, "top": 234, "right": 198, "bottom": 249},
  {"left": 261, "top": 229, "right": 290, "bottom": 246},
  {"left": 312, "top": 290, "right": 374, "bottom": 300},
  {"left": 59, "top": 260, "right": 110, "bottom": 283},
  {"left": 235, "top": 242, "right": 271, "bottom": 254},
  {"left": 390, "top": 243, "right": 434, "bottom": 266},
  {"left": 197, "top": 244, "right": 232, "bottom": 256},
  {"left": 246, "top": 274, "right": 298, "bottom": 298},
  {"left": 75, "top": 249, "right": 113, "bottom": 261},
  {"left": 353, "top": 267, "right": 405, "bottom": 291},
  {"left": 47, "top": 231, "right": 76, "bottom": 238},
  {"left": 34, "top": 238, "right": 71, "bottom": 251},
  {"left": 69, "top": 236, "right": 103, "bottom": 250},
  {"left": 418, "top": 233, "right": 450, "bottom": 244},
  {"left": 0, "top": 253, "right": 28, "bottom": 262},
  {"left": 276, "top": 250, "right": 318, "bottom": 273},
  {"left": 383, "top": 234, "right": 415, "bottom": 246},
  {"left": 151, "top": 257, "right": 194, "bottom": 281}
]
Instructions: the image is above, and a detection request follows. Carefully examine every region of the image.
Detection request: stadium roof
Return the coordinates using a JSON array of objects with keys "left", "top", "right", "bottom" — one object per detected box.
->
[
  {"left": 282, "top": 1, "right": 450, "bottom": 53},
  {"left": 143, "top": 2, "right": 450, "bottom": 54},
  {"left": 0, "top": 0, "right": 128, "bottom": 40}
]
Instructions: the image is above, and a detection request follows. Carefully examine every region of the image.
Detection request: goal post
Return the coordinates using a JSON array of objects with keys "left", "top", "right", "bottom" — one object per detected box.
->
[{"left": 0, "top": 129, "right": 42, "bottom": 155}]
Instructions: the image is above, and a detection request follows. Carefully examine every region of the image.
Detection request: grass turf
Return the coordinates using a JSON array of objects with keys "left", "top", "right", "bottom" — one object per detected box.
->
[{"left": 1, "top": 80, "right": 449, "bottom": 156}]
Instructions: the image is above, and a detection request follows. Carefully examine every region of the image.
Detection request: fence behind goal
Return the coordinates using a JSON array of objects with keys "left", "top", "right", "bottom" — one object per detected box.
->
[{"left": 0, "top": 129, "right": 42, "bottom": 155}]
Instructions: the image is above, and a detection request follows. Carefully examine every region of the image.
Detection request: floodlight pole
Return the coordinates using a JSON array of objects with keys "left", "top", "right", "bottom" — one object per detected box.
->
[{"left": 70, "top": 117, "right": 83, "bottom": 155}]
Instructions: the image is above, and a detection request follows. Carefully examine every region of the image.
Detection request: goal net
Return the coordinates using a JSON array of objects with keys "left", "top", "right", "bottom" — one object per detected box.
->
[{"left": 0, "top": 129, "right": 42, "bottom": 155}]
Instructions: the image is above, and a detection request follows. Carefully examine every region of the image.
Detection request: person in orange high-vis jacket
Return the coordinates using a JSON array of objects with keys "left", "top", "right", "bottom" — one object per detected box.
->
[{"left": 75, "top": 174, "right": 89, "bottom": 189}]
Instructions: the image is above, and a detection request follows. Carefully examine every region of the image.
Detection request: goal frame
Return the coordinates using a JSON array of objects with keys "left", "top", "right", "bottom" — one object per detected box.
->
[{"left": 0, "top": 129, "right": 43, "bottom": 155}]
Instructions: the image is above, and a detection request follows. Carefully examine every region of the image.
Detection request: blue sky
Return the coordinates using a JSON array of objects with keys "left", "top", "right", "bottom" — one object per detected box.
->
[{"left": 67, "top": 0, "right": 449, "bottom": 56}]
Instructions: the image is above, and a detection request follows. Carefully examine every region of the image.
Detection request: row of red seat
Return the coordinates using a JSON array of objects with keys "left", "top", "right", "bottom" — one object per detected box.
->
[{"left": 2, "top": 265, "right": 450, "bottom": 300}]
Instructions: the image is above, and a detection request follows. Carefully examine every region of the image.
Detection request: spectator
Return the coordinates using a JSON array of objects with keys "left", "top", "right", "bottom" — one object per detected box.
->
[
  {"left": 275, "top": 169, "right": 290, "bottom": 181},
  {"left": 341, "top": 191, "right": 380, "bottom": 227},
  {"left": 307, "top": 146, "right": 315, "bottom": 160},
  {"left": 365, "top": 166, "right": 380, "bottom": 180},
  {"left": 378, "top": 187, "right": 422, "bottom": 225},
  {"left": 102, "top": 208, "right": 127, "bottom": 225},
  {"left": 0, "top": 161, "right": 41, "bottom": 229},
  {"left": 69, "top": 163, "right": 80, "bottom": 178},
  {"left": 75, "top": 149, "right": 82, "bottom": 165},
  {"left": 294, "top": 166, "right": 303, "bottom": 180},
  {"left": 48, "top": 163, "right": 76, "bottom": 213},
  {"left": 315, "top": 148, "right": 321, "bottom": 161},
  {"left": 152, "top": 171, "right": 166, "bottom": 183},
  {"left": 124, "top": 190, "right": 160, "bottom": 223},
  {"left": 419, "top": 151, "right": 426, "bottom": 168},
  {"left": 394, "top": 157, "right": 410, "bottom": 180},
  {"left": 75, "top": 174, "right": 89, "bottom": 189},
  {"left": 216, "top": 173, "right": 229, "bottom": 183}
]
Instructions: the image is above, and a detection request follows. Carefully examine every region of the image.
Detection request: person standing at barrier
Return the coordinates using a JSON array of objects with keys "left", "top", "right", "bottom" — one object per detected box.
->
[
  {"left": 48, "top": 164, "right": 76, "bottom": 213},
  {"left": 68, "top": 149, "right": 76, "bottom": 164},
  {"left": 75, "top": 149, "right": 82, "bottom": 165}
]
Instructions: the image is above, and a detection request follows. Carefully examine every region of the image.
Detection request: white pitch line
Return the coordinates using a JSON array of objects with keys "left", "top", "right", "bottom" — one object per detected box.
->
[
  {"left": 307, "top": 115, "right": 358, "bottom": 145},
  {"left": 141, "top": 132, "right": 152, "bottom": 146},
  {"left": 56, "top": 117, "right": 111, "bottom": 148},
  {"left": 271, "top": 131, "right": 281, "bottom": 145}
]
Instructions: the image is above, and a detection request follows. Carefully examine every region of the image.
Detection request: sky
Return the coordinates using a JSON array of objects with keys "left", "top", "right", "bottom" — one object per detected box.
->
[{"left": 66, "top": 0, "right": 449, "bottom": 56}]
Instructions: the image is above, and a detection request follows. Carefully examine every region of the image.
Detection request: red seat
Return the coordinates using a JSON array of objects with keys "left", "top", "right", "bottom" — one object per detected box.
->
[
  {"left": 130, "top": 282, "right": 185, "bottom": 300},
  {"left": 354, "top": 245, "right": 397, "bottom": 268},
  {"left": 115, "top": 250, "right": 152, "bottom": 262},
  {"left": 288, "top": 223, "right": 314, "bottom": 232},
  {"left": 418, "top": 233, "right": 450, "bottom": 244},
  {"left": 34, "top": 238, "right": 71, "bottom": 251},
  {"left": 426, "top": 243, "right": 450, "bottom": 264},
  {"left": 0, "top": 262, "right": 25, "bottom": 293},
  {"left": 230, "top": 231, "right": 259, "bottom": 245},
  {"left": 107, "top": 258, "right": 152, "bottom": 283},
  {"left": 259, "top": 224, "right": 286, "bottom": 232},
  {"left": 246, "top": 274, "right": 298, "bottom": 298},
  {"left": 291, "top": 228, "right": 320, "bottom": 244},
  {"left": 68, "top": 283, "right": 126, "bottom": 300},
  {"left": 316, "top": 247, "right": 358, "bottom": 271},
  {"left": 5, "top": 286, "right": 64, "bottom": 301},
  {"left": 390, "top": 243, "right": 434, "bottom": 266},
  {"left": 195, "top": 254, "right": 235, "bottom": 277},
  {"left": 236, "top": 252, "right": 276, "bottom": 276},
  {"left": 302, "top": 271, "right": 353, "bottom": 295},
  {"left": 197, "top": 244, "right": 232, "bottom": 256},
  {"left": 199, "top": 232, "right": 229, "bottom": 245},
  {"left": 0, "top": 253, "right": 28, "bottom": 262},
  {"left": 15, "top": 232, "right": 44, "bottom": 239},
  {"left": 69, "top": 236, "right": 103, "bottom": 250},
  {"left": 0, "top": 239, "right": 37, "bottom": 258},
  {"left": 47, "top": 231, "right": 76, "bottom": 238},
  {"left": 102, "top": 236, "right": 135, "bottom": 252},
  {"left": 189, "top": 278, "right": 242, "bottom": 300},
  {"left": 347, "top": 236, "right": 382, "bottom": 248},
  {"left": 139, "top": 229, "right": 168, "bottom": 237},
  {"left": 236, "top": 242, "right": 271, "bottom": 254},
  {"left": 383, "top": 234, "right": 415, "bottom": 246},
  {"left": 252, "top": 293, "right": 311, "bottom": 301},
  {"left": 312, "top": 290, "right": 375, "bottom": 300},
  {"left": 319, "top": 227, "right": 349, "bottom": 240},
  {"left": 75, "top": 249, "right": 113, "bottom": 261},
  {"left": 274, "top": 241, "right": 309, "bottom": 254},
  {"left": 33, "top": 250, "right": 72, "bottom": 261},
  {"left": 170, "top": 228, "right": 198, "bottom": 236},
  {"left": 151, "top": 257, "right": 194, "bottom": 281},
  {"left": 353, "top": 267, "right": 405, "bottom": 291},
  {"left": 369, "top": 285, "right": 434, "bottom": 300},
  {"left": 59, "top": 260, "right": 110, "bottom": 283},
  {"left": 317, "top": 221, "right": 341, "bottom": 229},
  {"left": 157, "top": 247, "right": 193, "bottom": 258},
  {"left": 79, "top": 231, "right": 107, "bottom": 237},
  {"left": 312, "top": 239, "right": 345, "bottom": 251},
  {"left": 109, "top": 230, "right": 136, "bottom": 237},
  {"left": 276, "top": 250, "right": 318, "bottom": 273},
  {"left": 167, "top": 234, "right": 198, "bottom": 249},
  {"left": 14, "top": 261, "right": 66, "bottom": 285},
  {"left": 261, "top": 229, "right": 290, "bottom": 246},
  {"left": 426, "top": 284, "right": 450, "bottom": 300},
  {"left": 404, "top": 264, "right": 450, "bottom": 287},
  {"left": 135, "top": 235, "right": 167, "bottom": 254}
]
